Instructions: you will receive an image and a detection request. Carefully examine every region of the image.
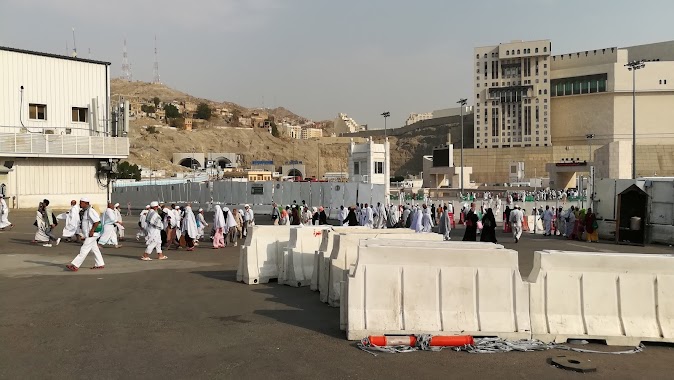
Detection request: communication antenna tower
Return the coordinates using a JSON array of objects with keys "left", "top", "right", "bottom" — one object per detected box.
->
[
  {"left": 121, "top": 38, "right": 133, "bottom": 81},
  {"left": 152, "top": 35, "right": 161, "bottom": 84}
]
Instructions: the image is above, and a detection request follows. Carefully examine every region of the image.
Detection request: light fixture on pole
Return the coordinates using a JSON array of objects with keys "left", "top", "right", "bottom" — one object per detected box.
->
[
  {"left": 381, "top": 112, "right": 391, "bottom": 202},
  {"left": 625, "top": 60, "right": 645, "bottom": 179},
  {"left": 585, "top": 133, "right": 595, "bottom": 162},
  {"left": 457, "top": 99, "right": 468, "bottom": 196}
]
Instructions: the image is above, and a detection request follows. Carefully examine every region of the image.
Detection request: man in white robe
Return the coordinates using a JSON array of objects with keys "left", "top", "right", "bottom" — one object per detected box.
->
[
  {"left": 543, "top": 205, "right": 554, "bottom": 236},
  {"left": 509, "top": 205, "right": 524, "bottom": 243},
  {"left": 61, "top": 200, "right": 80, "bottom": 241},
  {"left": 136, "top": 205, "right": 150, "bottom": 241},
  {"left": 114, "top": 203, "right": 125, "bottom": 241},
  {"left": 181, "top": 205, "right": 199, "bottom": 251},
  {"left": 98, "top": 203, "right": 121, "bottom": 248},
  {"left": 142, "top": 201, "right": 167, "bottom": 260},
  {"left": 363, "top": 204, "right": 374, "bottom": 228},
  {"left": 412, "top": 207, "right": 423, "bottom": 233},
  {"left": 0, "top": 194, "right": 13, "bottom": 230},
  {"left": 196, "top": 208, "right": 208, "bottom": 241},
  {"left": 374, "top": 203, "right": 387, "bottom": 229},
  {"left": 338, "top": 205, "right": 348, "bottom": 226},
  {"left": 67, "top": 197, "right": 105, "bottom": 271},
  {"left": 401, "top": 206, "right": 411, "bottom": 228}
]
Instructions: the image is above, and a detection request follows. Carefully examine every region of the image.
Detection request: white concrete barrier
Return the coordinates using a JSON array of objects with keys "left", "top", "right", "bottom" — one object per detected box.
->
[
  {"left": 338, "top": 240, "right": 507, "bottom": 331},
  {"left": 315, "top": 229, "right": 420, "bottom": 301},
  {"left": 279, "top": 226, "right": 333, "bottom": 287},
  {"left": 344, "top": 245, "right": 530, "bottom": 340},
  {"left": 310, "top": 227, "right": 372, "bottom": 291},
  {"left": 236, "top": 225, "right": 291, "bottom": 284},
  {"left": 328, "top": 233, "right": 444, "bottom": 307},
  {"left": 528, "top": 250, "right": 674, "bottom": 346}
]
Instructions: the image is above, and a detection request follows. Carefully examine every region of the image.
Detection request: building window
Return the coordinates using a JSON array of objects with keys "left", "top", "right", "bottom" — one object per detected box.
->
[
  {"left": 29, "top": 104, "right": 47, "bottom": 120},
  {"left": 506, "top": 51, "right": 509, "bottom": 56},
  {"left": 476, "top": 54, "right": 480, "bottom": 59},
  {"left": 517, "top": 49, "right": 520, "bottom": 54},
  {"left": 374, "top": 161, "right": 384, "bottom": 174},
  {"left": 544, "top": 47, "right": 548, "bottom": 52},
  {"left": 353, "top": 162, "right": 360, "bottom": 175},
  {"left": 535, "top": 48, "right": 539, "bottom": 53},
  {"left": 72, "top": 107, "right": 88, "bottom": 122}
]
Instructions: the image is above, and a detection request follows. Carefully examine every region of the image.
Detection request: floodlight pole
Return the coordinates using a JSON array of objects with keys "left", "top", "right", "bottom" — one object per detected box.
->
[{"left": 625, "top": 60, "right": 645, "bottom": 179}]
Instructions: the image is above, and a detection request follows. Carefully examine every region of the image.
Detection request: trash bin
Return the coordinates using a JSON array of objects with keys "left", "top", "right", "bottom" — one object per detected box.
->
[{"left": 630, "top": 216, "right": 642, "bottom": 231}]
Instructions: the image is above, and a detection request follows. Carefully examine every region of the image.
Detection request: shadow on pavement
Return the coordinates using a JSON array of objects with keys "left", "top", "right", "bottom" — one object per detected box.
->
[
  {"left": 190, "top": 270, "right": 238, "bottom": 283},
  {"left": 24, "top": 260, "right": 70, "bottom": 270},
  {"left": 251, "top": 285, "right": 344, "bottom": 339}
]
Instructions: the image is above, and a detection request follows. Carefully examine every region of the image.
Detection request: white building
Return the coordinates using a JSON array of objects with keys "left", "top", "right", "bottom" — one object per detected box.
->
[
  {"left": 334, "top": 113, "right": 365, "bottom": 135},
  {"left": 0, "top": 46, "right": 129, "bottom": 208},
  {"left": 348, "top": 138, "right": 390, "bottom": 200},
  {"left": 405, "top": 112, "right": 433, "bottom": 125}
]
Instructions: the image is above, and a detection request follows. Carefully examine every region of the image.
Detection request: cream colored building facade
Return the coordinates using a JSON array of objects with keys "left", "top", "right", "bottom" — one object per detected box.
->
[
  {"left": 405, "top": 112, "right": 433, "bottom": 126},
  {"left": 550, "top": 41, "right": 674, "bottom": 146},
  {"left": 301, "top": 127, "right": 322, "bottom": 140},
  {"left": 474, "top": 40, "right": 552, "bottom": 149}
]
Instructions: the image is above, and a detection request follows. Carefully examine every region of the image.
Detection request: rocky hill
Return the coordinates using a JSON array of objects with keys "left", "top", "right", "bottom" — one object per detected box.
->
[{"left": 115, "top": 80, "right": 444, "bottom": 178}]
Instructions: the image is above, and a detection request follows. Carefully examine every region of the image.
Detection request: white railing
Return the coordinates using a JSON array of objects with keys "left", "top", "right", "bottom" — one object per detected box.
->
[{"left": 0, "top": 133, "right": 129, "bottom": 157}]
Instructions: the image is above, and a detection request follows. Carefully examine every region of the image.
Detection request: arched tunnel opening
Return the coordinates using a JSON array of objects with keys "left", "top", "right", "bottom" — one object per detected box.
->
[
  {"left": 215, "top": 157, "right": 232, "bottom": 169},
  {"left": 287, "top": 169, "right": 303, "bottom": 178},
  {"left": 179, "top": 158, "right": 202, "bottom": 169}
]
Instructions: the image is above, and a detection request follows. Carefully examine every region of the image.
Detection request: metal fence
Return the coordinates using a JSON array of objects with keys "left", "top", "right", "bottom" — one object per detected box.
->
[{"left": 112, "top": 181, "right": 386, "bottom": 216}]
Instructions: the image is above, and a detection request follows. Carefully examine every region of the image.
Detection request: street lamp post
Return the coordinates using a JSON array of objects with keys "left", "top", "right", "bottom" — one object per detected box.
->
[
  {"left": 625, "top": 60, "right": 645, "bottom": 179},
  {"left": 457, "top": 99, "right": 467, "bottom": 196},
  {"left": 381, "top": 112, "right": 390, "bottom": 203}
]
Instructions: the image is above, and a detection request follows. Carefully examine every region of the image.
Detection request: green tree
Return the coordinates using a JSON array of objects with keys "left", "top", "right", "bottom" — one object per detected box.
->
[
  {"left": 195, "top": 102, "right": 212, "bottom": 120},
  {"left": 270, "top": 121, "right": 280, "bottom": 137},
  {"left": 163, "top": 103, "right": 181, "bottom": 119},
  {"left": 141, "top": 104, "right": 156, "bottom": 114},
  {"left": 116, "top": 161, "right": 141, "bottom": 181},
  {"left": 152, "top": 96, "right": 161, "bottom": 108}
]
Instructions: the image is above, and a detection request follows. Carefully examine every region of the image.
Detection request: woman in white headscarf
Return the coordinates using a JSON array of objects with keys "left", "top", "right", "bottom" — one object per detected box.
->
[
  {"left": 213, "top": 205, "right": 226, "bottom": 249},
  {"left": 223, "top": 207, "right": 238, "bottom": 247},
  {"left": 412, "top": 206, "right": 423, "bottom": 233},
  {"left": 182, "top": 205, "right": 199, "bottom": 251},
  {"left": 421, "top": 205, "right": 434, "bottom": 233}
]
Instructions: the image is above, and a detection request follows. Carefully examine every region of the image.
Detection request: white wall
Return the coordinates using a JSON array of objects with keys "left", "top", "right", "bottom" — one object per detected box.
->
[
  {"left": 0, "top": 49, "right": 109, "bottom": 136},
  {"left": 5, "top": 157, "right": 108, "bottom": 209}
]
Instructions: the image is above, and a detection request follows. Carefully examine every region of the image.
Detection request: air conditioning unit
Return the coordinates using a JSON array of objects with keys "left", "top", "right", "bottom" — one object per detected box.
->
[{"left": 44, "top": 129, "right": 56, "bottom": 135}]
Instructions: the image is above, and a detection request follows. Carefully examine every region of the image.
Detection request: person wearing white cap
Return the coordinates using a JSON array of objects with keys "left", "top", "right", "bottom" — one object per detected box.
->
[
  {"left": 0, "top": 194, "right": 13, "bottom": 230},
  {"left": 509, "top": 204, "right": 524, "bottom": 243},
  {"left": 98, "top": 202, "right": 121, "bottom": 248},
  {"left": 242, "top": 204, "right": 254, "bottom": 238},
  {"left": 61, "top": 200, "right": 80, "bottom": 242},
  {"left": 142, "top": 201, "right": 167, "bottom": 260},
  {"left": 114, "top": 203, "right": 125, "bottom": 241},
  {"left": 66, "top": 198, "right": 105, "bottom": 271},
  {"left": 136, "top": 205, "right": 151, "bottom": 241},
  {"left": 196, "top": 208, "right": 208, "bottom": 241}
]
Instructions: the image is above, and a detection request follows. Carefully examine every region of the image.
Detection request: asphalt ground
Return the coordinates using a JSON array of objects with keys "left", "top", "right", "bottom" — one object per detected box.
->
[{"left": 1, "top": 209, "right": 673, "bottom": 379}]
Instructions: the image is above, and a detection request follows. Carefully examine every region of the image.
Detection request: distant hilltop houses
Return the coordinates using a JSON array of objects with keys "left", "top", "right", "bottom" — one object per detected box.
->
[{"left": 114, "top": 93, "right": 324, "bottom": 139}]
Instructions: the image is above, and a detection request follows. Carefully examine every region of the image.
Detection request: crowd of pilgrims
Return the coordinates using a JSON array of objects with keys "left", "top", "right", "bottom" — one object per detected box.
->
[{"left": 7, "top": 193, "right": 597, "bottom": 271}]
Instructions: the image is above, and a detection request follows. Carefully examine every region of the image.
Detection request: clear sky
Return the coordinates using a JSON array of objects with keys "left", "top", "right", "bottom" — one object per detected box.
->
[{"left": 1, "top": 0, "right": 672, "bottom": 128}]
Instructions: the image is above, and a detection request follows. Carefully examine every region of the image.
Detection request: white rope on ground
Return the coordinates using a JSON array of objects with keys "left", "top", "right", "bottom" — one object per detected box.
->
[{"left": 357, "top": 336, "right": 645, "bottom": 357}]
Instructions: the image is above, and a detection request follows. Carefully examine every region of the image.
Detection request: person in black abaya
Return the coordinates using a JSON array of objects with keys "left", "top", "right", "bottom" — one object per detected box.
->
[
  {"left": 480, "top": 208, "right": 498, "bottom": 243},
  {"left": 462, "top": 203, "right": 479, "bottom": 241},
  {"left": 345, "top": 207, "right": 359, "bottom": 226}
]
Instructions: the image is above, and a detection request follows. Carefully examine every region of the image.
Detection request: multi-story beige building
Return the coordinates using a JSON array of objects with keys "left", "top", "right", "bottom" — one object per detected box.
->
[
  {"left": 301, "top": 127, "right": 322, "bottom": 140},
  {"left": 474, "top": 40, "right": 552, "bottom": 149},
  {"left": 550, "top": 41, "right": 674, "bottom": 147}
]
